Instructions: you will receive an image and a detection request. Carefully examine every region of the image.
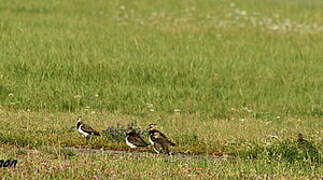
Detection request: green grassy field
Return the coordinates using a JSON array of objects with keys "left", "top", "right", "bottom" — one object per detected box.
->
[{"left": 0, "top": 0, "right": 322, "bottom": 179}]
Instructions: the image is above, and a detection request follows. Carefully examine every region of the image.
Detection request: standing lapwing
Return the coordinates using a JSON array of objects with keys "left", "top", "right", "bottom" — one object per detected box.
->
[
  {"left": 148, "top": 123, "right": 176, "bottom": 155},
  {"left": 297, "top": 133, "right": 308, "bottom": 145},
  {"left": 76, "top": 116, "right": 100, "bottom": 139},
  {"left": 125, "top": 127, "right": 149, "bottom": 148}
]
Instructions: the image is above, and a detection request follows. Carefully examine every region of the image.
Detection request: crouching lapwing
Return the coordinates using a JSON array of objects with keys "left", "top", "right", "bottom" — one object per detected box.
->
[
  {"left": 76, "top": 116, "right": 100, "bottom": 139},
  {"left": 125, "top": 127, "right": 149, "bottom": 148},
  {"left": 297, "top": 133, "right": 308, "bottom": 145},
  {"left": 148, "top": 123, "right": 176, "bottom": 155}
]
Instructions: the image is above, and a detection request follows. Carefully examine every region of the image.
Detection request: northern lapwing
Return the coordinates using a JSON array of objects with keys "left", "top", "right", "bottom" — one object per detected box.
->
[
  {"left": 76, "top": 116, "right": 100, "bottom": 139},
  {"left": 125, "top": 127, "right": 149, "bottom": 148},
  {"left": 148, "top": 123, "right": 175, "bottom": 154},
  {"left": 297, "top": 133, "right": 308, "bottom": 145}
]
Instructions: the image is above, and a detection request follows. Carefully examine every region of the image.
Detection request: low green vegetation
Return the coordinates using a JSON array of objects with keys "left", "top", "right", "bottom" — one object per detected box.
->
[
  {"left": 0, "top": 0, "right": 322, "bottom": 179},
  {"left": 0, "top": 144, "right": 321, "bottom": 179},
  {"left": 0, "top": 112, "right": 321, "bottom": 178}
]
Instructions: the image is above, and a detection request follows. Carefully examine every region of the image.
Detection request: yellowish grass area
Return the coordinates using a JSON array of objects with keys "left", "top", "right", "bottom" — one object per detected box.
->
[
  {"left": 1, "top": 110, "right": 321, "bottom": 154},
  {"left": 0, "top": 143, "right": 322, "bottom": 179}
]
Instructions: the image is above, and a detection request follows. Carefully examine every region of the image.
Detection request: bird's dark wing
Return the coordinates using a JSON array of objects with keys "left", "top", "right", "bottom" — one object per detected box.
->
[
  {"left": 81, "top": 124, "right": 100, "bottom": 136},
  {"left": 154, "top": 131, "right": 175, "bottom": 146},
  {"left": 128, "top": 135, "right": 149, "bottom": 147},
  {"left": 155, "top": 130, "right": 168, "bottom": 139}
]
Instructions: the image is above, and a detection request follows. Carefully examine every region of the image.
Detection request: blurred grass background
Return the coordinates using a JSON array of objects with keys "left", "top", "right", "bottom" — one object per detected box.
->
[{"left": 0, "top": 0, "right": 322, "bottom": 118}]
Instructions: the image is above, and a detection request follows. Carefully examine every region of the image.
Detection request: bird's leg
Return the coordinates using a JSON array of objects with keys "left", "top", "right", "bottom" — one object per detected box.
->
[{"left": 85, "top": 135, "right": 90, "bottom": 141}]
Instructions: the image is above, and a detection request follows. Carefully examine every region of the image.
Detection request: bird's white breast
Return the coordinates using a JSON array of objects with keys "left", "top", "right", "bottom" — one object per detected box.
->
[
  {"left": 148, "top": 135, "right": 154, "bottom": 145},
  {"left": 125, "top": 136, "right": 137, "bottom": 148},
  {"left": 78, "top": 125, "right": 89, "bottom": 137}
]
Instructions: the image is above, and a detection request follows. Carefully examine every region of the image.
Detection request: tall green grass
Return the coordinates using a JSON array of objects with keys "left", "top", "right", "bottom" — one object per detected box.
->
[{"left": 1, "top": 0, "right": 323, "bottom": 118}]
